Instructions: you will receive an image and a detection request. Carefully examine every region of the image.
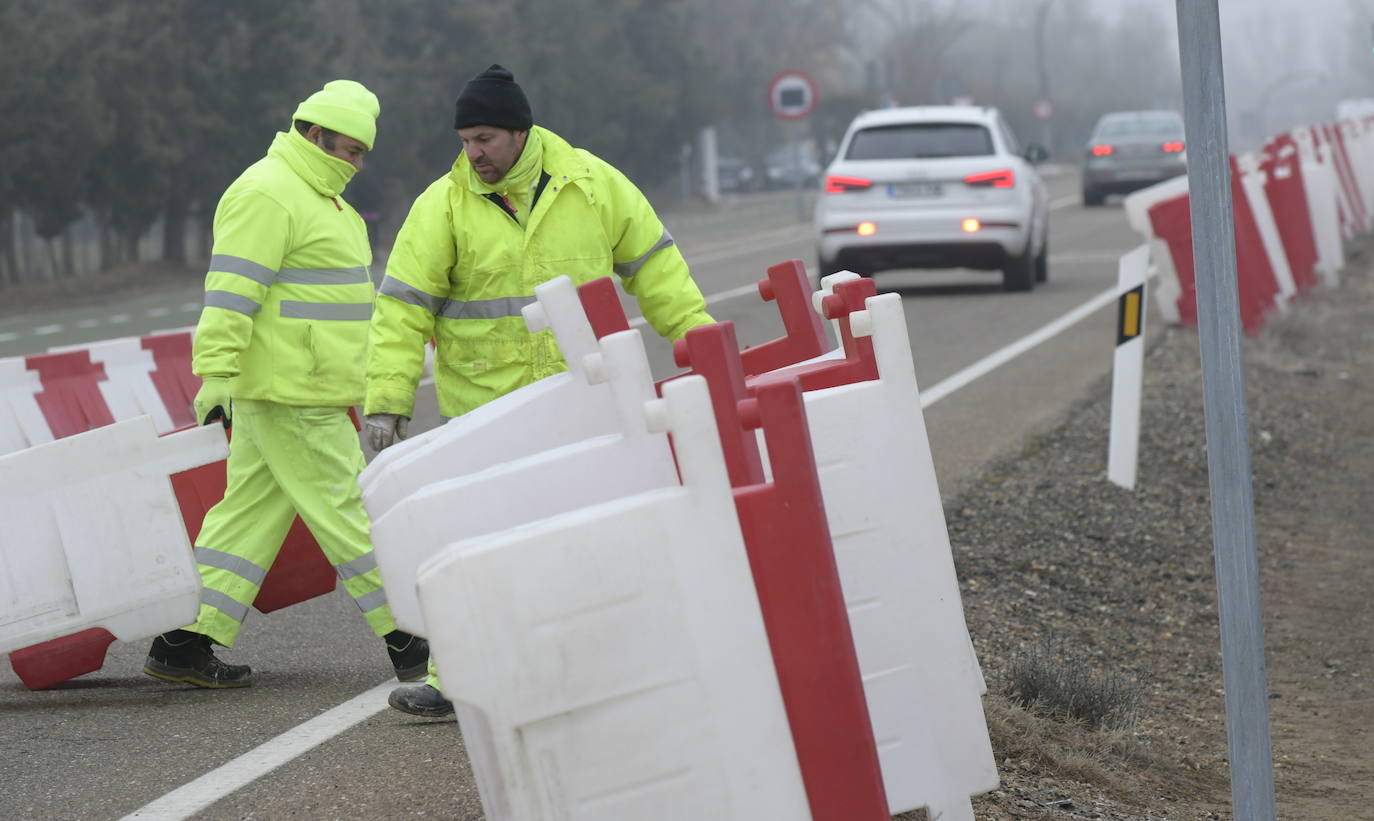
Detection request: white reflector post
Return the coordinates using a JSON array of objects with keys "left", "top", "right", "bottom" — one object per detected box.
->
[
  {"left": 1174, "top": 2, "right": 1277, "bottom": 819},
  {"left": 1108, "top": 244, "right": 1151, "bottom": 490}
]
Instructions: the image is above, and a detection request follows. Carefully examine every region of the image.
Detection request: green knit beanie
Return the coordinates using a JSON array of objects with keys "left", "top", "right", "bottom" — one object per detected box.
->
[{"left": 292, "top": 80, "right": 380, "bottom": 150}]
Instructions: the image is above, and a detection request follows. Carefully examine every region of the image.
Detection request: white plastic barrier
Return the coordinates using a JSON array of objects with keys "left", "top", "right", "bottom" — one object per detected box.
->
[
  {"left": 1294, "top": 126, "right": 1345, "bottom": 285},
  {"left": 758, "top": 278, "right": 997, "bottom": 818},
  {"left": 367, "top": 328, "right": 673, "bottom": 636},
  {"left": 48, "top": 336, "right": 177, "bottom": 433},
  {"left": 359, "top": 276, "right": 610, "bottom": 517},
  {"left": 0, "top": 417, "right": 227, "bottom": 654},
  {"left": 0, "top": 356, "right": 52, "bottom": 457},
  {"left": 416, "top": 375, "right": 811, "bottom": 821}
]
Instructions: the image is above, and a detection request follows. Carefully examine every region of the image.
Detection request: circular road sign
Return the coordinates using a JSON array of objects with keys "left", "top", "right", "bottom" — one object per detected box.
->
[
  {"left": 1033, "top": 97, "right": 1054, "bottom": 121},
  {"left": 768, "top": 70, "right": 817, "bottom": 120}
]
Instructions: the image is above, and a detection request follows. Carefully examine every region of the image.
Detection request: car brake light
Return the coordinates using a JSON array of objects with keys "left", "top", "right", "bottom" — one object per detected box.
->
[
  {"left": 1090, "top": 144, "right": 1114, "bottom": 156},
  {"left": 857, "top": 221, "right": 877, "bottom": 236},
  {"left": 825, "top": 174, "right": 872, "bottom": 194},
  {"left": 1162, "top": 141, "right": 1185, "bottom": 153},
  {"left": 964, "top": 169, "right": 1014, "bottom": 188},
  {"left": 961, "top": 218, "right": 981, "bottom": 233}
]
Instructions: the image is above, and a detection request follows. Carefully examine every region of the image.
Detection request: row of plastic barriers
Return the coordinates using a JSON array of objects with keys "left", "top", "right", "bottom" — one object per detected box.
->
[
  {"left": 1123, "top": 115, "right": 1372, "bottom": 334},
  {"left": 0, "top": 327, "right": 343, "bottom": 689},
  {"left": 0, "top": 258, "right": 998, "bottom": 819},
  {"left": 358, "top": 261, "right": 997, "bottom": 820}
]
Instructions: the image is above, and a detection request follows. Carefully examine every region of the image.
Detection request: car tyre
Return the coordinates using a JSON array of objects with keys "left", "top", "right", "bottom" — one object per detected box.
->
[
  {"left": 1002, "top": 241, "right": 1036, "bottom": 292},
  {"left": 1034, "top": 234, "right": 1049, "bottom": 283},
  {"left": 1082, "top": 185, "right": 1105, "bottom": 207}
]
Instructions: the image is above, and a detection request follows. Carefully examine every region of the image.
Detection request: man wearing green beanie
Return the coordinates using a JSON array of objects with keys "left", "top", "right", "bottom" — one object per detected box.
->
[
  {"left": 143, "top": 80, "right": 429, "bottom": 689},
  {"left": 364, "top": 65, "right": 716, "bottom": 718}
]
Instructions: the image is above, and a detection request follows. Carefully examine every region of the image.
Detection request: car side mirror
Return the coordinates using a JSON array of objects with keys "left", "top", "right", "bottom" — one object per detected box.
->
[{"left": 1025, "top": 143, "right": 1050, "bottom": 165}]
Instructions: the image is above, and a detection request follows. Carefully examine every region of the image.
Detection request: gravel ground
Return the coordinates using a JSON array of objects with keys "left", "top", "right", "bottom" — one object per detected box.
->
[{"left": 903, "top": 235, "right": 1374, "bottom": 820}]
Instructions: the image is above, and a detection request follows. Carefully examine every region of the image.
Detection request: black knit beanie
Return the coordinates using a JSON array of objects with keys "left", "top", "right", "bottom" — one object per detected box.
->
[{"left": 454, "top": 64, "right": 533, "bottom": 131}]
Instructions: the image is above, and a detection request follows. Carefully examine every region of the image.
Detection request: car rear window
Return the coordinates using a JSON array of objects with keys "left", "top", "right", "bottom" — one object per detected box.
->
[
  {"left": 1095, "top": 116, "right": 1184, "bottom": 138},
  {"left": 845, "top": 123, "right": 995, "bottom": 160}
]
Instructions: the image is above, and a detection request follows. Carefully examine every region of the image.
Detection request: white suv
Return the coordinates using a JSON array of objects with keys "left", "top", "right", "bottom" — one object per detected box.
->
[{"left": 815, "top": 105, "right": 1050, "bottom": 291}]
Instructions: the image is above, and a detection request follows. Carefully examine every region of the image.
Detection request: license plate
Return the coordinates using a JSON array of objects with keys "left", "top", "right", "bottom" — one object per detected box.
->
[{"left": 888, "top": 182, "right": 943, "bottom": 198}]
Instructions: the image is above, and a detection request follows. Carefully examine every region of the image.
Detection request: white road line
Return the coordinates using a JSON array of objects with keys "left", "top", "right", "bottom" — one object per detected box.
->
[
  {"left": 34, "top": 324, "right": 63, "bottom": 335},
  {"left": 120, "top": 680, "right": 395, "bottom": 821},
  {"left": 147, "top": 307, "right": 171, "bottom": 317},
  {"left": 179, "top": 302, "right": 201, "bottom": 312},
  {"left": 77, "top": 318, "right": 101, "bottom": 329},
  {"left": 0, "top": 332, "right": 16, "bottom": 343},
  {"left": 1049, "top": 193, "right": 1080, "bottom": 211},
  {"left": 919, "top": 286, "right": 1119, "bottom": 408},
  {"left": 110, "top": 314, "right": 131, "bottom": 324}
]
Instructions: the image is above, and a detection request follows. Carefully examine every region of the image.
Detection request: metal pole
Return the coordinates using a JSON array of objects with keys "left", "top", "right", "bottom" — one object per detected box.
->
[{"left": 1173, "top": 3, "right": 1276, "bottom": 819}]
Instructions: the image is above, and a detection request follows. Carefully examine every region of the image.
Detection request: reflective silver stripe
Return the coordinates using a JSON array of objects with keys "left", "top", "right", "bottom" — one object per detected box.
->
[
  {"left": 613, "top": 229, "right": 675, "bottom": 279},
  {"left": 438, "top": 295, "right": 535, "bottom": 320},
  {"left": 277, "top": 266, "right": 371, "bottom": 285},
  {"left": 205, "top": 290, "right": 262, "bottom": 316},
  {"left": 201, "top": 588, "right": 251, "bottom": 623},
  {"left": 379, "top": 275, "right": 447, "bottom": 313},
  {"left": 210, "top": 254, "right": 277, "bottom": 286},
  {"left": 353, "top": 588, "right": 389, "bottom": 613},
  {"left": 336, "top": 552, "right": 378, "bottom": 581},
  {"left": 280, "top": 301, "right": 373, "bottom": 320},
  {"left": 195, "top": 546, "right": 268, "bottom": 586}
]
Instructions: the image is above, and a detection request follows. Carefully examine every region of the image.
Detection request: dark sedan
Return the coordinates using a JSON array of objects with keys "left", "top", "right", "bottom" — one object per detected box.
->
[{"left": 1081, "top": 110, "right": 1187, "bottom": 206}]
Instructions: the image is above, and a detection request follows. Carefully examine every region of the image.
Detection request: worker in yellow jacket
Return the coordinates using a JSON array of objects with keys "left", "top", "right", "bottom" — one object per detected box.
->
[
  {"left": 144, "top": 80, "right": 428, "bottom": 688},
  {"left": 364, "top": 65, "right": 715, "bottom": 717}
]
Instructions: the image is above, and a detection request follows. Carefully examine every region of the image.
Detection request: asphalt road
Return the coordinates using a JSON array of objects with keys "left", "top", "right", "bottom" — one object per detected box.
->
[{"left": 0, "top": 169, "right": 1157, "bottom": 820}]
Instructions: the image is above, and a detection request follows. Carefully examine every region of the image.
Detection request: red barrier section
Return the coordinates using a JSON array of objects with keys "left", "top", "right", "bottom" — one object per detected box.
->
[
  {"left": 1147, "top": 193, "right": 1199, "bottom": 328},
  {"left": 750, "top": 278, "right": 879, "bottom": 393},
  {"left": 1325, "top": 123, "right": 1366, "bottom": 236},
  {"left": 675, "top": 322, "right": 889, "bottom": 821},
  {"left": 25, "top": 350, "right": 115, "bottom": 438},
  {"left": 141, "top": 331, "right": 200, "bottom": 430},
  {"left": 737, "top": 259, "right": 829, "bottom": 376},
  {"left": 1229, "top": 154, "right": 1283, "bottom": 333},
  {"left": 1261, "top": 137, "right": 1320, "bottom": 294},
  {"left": 574, "top": 277, "right": 632, "bottom": 339},
  {"left": 8, "top": 629, "right": 116, "bottom": 690}
]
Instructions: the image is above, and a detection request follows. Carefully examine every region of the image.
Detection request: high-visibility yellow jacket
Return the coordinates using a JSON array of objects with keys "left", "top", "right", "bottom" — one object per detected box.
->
[
  {"left": 365, "top": 126, "right": 714, "bottom": 419},
  {"left": 193, "top": 129, "right": 374, "bottom": 407}
]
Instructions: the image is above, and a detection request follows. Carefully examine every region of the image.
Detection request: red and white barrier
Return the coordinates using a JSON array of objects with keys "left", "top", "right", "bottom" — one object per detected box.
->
[
  {"left": 418, "top": 374, "right": 814, "bottom": 821},
  {"left": 0, "top": 419, "right": 228, "bottom": 687}
]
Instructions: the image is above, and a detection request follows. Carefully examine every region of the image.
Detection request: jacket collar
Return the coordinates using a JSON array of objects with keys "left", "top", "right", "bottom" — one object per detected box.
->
[{"left": 269, "top": 129, "right": 357, "bottom": 198}]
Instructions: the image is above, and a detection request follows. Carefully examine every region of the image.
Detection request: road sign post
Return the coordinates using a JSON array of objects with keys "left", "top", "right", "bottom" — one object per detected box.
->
[{"left": 769, "top": 70, "right": 818, "bottom": 221}]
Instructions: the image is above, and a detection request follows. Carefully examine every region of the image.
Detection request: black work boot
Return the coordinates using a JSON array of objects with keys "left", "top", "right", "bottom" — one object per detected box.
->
[
  {"left": 143, "top": 629, "right": 254, "bottom": 688},
  {"left": 385, "top": 630, "right": 429, "bottom": 682},
  {"left": 388, "top": 683, "right": 454, "bottom": 718}
]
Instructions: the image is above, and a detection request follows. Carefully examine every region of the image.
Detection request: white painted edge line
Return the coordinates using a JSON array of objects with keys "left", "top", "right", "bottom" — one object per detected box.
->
[
  {"left": 120, "top": 680, "right": 395, "bottom": 820},
  {"left": 919, "top": 286, "right": 1119, "bottom": 408}
]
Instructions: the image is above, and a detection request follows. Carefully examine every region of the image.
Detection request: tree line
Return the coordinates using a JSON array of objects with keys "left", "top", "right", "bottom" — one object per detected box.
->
[{"left": 0, "top": 0, "right": 1186, "bottom": 289}]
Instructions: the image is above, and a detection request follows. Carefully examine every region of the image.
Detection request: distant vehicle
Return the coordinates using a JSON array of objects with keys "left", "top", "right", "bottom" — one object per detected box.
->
[
  {"left": 715, "top": 156, "right": 757, "bottom": 193},
  {"left": 814, "top": 105, "right": 1051, "bottom": 292},
  {"left": 1081, "top": 110, "right": 1187, "bottom": 206},
  {"left": 763, "top": 143, "right": 821, "bottom": 190}
]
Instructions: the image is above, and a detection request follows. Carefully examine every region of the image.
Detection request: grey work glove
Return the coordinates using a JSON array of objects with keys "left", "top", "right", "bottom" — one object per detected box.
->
[{"left": 365, "top": 413, "right": 410, "bottom": 452}]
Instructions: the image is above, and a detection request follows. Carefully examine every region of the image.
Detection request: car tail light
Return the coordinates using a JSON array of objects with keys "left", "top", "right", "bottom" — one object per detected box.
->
[
  {"left": 1162, "top": 141, "right": 1185, "bottom": 153},
  {"left": 964, "top": 169, "right": 1015, "bottom": 188},
  {"left": 1090, "top": 144, "right": 1114, "bottom": 157},
  {"left": 961, "top": 218, "right": 981, "bottom": 233},
  {"left": 825, "top": 174, "right": 872, "bottom": 194},
  {"left": 857, "top": 221, "right": 877, "bottom": 236}
]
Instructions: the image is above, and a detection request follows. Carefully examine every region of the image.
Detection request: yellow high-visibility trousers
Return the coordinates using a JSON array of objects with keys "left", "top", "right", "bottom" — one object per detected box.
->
[{"left": 188, "top": 398, "right": 396, "bottom": 647}]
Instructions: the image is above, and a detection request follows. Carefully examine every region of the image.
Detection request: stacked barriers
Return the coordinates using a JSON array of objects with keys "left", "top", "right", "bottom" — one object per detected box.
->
[
  {"left": 361, "top": 261, "right": 996, "bottom": 820},
  {"left": 0, "top": 325, "right": 343, "bottom": 688}
]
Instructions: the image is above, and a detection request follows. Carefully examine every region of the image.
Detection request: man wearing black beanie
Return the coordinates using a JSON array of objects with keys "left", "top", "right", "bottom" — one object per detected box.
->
[{"left": 364, "top": 64, "right": 717, "bottom": 719}]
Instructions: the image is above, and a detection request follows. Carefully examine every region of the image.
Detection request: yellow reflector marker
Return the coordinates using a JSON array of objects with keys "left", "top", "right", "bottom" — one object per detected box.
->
[
  {"left": 1117, "top": 284, "right": 1145, "bottom": 345},
  {"left": 961, "top": 218, "right": 981, "bottom": 233},
  {"left": 857, "top": 221, "right": 876, "bottom": 236}
]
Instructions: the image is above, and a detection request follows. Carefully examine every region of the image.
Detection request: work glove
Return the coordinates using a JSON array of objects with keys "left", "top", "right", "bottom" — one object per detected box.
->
[
  {"left": 193, "top": 377, "right": 232, "bottom": 429},
  {"left": 365, "top": 413, "right": 410, "bottom": 452}
]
